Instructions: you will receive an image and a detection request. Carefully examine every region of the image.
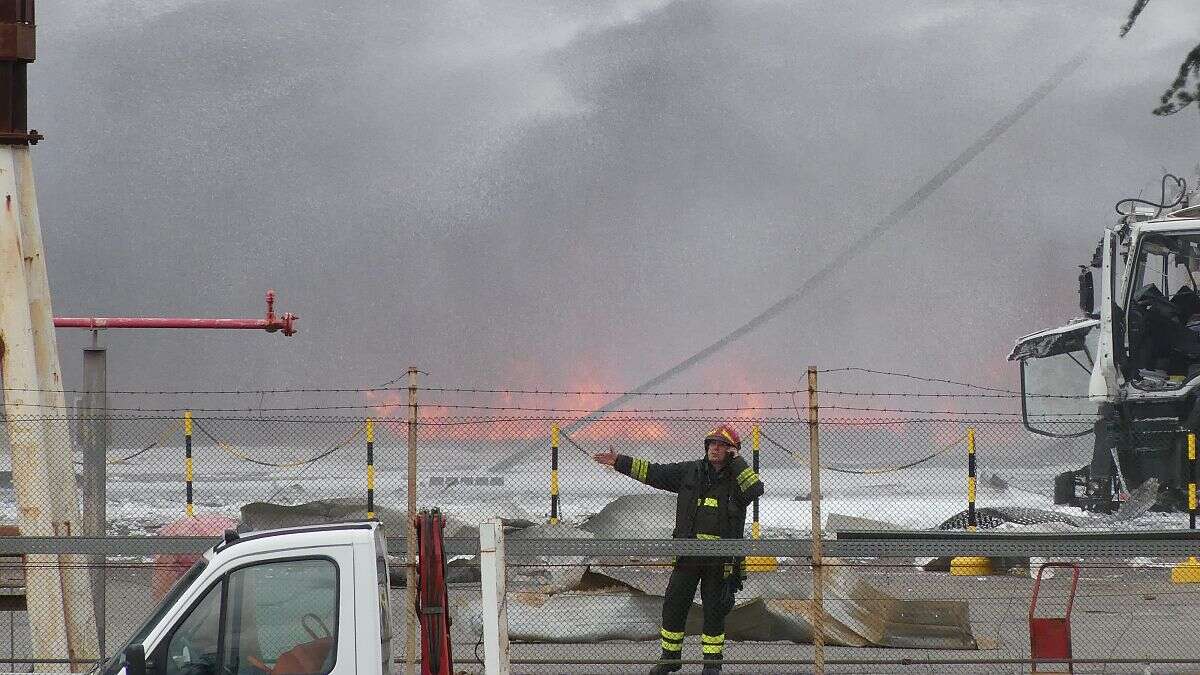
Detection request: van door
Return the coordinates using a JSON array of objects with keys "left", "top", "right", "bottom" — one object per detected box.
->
[{"left": 148, "top": 547, "right": 357, "bottom": 675}]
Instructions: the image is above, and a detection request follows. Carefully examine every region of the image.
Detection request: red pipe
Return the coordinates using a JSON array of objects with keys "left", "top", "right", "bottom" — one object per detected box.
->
[{"left": 53, "top": 290, "right": 298, "bottom": 336}]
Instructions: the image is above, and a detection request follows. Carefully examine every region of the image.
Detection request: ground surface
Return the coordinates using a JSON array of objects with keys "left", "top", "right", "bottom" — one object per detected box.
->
[{"left": 0, "top": 560, "right": 1195, "bottom": 673}]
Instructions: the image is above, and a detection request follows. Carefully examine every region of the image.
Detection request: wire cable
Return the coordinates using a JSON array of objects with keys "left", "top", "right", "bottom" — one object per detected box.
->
[
  {"left": 191, "top": 418, "right": 362, "bottom": 468},
  {"left": 758, "top": 428, "right": 968, "bottom": 475},
  {"left": 816, "top": 367, "right": 1023, "bottom": 394},
  {"left": 1115, "top": 173, "right": 1187, "bottom": 217}
]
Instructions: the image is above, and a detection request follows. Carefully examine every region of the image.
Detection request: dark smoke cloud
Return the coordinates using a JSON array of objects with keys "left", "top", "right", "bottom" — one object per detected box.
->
[{"left": 22, "top": 0, "right": 1200, "bottom": 401}]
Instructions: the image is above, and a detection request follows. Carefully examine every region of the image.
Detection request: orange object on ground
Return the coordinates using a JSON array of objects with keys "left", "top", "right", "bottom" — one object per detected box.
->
[{"left": 151, "top": 514, "right": 237, "bottom": 599}]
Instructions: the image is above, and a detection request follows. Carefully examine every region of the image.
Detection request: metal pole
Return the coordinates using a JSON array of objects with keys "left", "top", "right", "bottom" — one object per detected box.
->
[
  {"left": 2, "top": 5, "right": 98, "bottom": 663},
  {"left": 366, "top": 419, "right": 375, "bottom": 520},
  {"left": 479, "top": 518, "right": 511, "bottom": 675},
  {"left": 404, "top": 367, "right": 419, "bottom": 675},
  {"left": 807, "top": 366, "right": 825, "bottom": 674},
  {"left": 1190, "top": 433, "right": 1196, "bottom": 530},
  {"left": 0, "top": 152, "right": 74, "bottom": 665},
  {"left": 80, "top": 341, "right": 106, "bottom": 538},
  {"left": 80, "top": 342, "right": 107, "bottom": 659},
  {"left": 967, "top": 428, "right": 977, "bottom": 531},
  {"left": 185, "top": 411, "right": 194, "bottom": 517},
  {"left": 550, "top": 424, "right": 559, "bottom": 525},
  {"left": 751, "top": 425, "right": 761, "bottom": 540}
]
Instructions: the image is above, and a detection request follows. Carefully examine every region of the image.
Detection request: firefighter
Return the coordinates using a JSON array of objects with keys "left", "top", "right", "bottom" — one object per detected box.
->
[{"left": 593, "top": 424, "right": 764, "bottom": 674}]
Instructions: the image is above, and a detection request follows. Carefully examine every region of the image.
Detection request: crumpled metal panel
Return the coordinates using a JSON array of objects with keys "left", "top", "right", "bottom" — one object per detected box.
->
[
  {"left": 1008, "top": 319, "right": 1098, "bottom": 361},
  {"left": 457, "top": 560, "right": 977, "bottom": 649}
]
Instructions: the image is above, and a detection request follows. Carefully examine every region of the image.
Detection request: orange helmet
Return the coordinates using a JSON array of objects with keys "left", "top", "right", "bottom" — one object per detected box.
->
[{"left": 704, "top": 424, "right": 741, "bottom": 450}]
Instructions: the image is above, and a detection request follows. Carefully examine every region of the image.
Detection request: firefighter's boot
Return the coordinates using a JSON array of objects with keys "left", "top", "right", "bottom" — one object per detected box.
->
[
  {"left": 647, "top": 649, "right": 681, "bottom": 675},
  {"left": 701, "top": 663, "right": 722, "bottom": 675}
]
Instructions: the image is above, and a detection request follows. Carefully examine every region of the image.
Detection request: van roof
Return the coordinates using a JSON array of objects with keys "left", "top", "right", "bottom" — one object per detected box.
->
[{"left": 213, "top": 521, "right": 379, "bottom": 554}]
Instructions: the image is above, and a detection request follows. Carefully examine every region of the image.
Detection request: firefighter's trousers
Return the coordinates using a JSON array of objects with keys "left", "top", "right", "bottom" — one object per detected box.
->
[{"left": 658, "top": 559, "right": 730, "bottom": 662}]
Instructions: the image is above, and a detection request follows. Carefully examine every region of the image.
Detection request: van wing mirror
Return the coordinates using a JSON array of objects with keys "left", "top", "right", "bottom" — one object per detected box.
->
[
  {"left": 124, "top": 644, "right": 146, "bottom": 675},
  {"left": 1078, "top": 266, "right": 1096, "bottom": 317}
]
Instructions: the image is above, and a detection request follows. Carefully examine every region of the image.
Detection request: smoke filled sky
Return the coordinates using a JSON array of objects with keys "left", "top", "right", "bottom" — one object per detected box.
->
[{"left": 26, "top": 0, "right": 1200, "bottom": 402}]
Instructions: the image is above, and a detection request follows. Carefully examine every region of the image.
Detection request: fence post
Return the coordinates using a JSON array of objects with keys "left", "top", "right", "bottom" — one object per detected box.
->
[
  {"left": 1190, "top": 432, "right": 1196, "bottom": 531},
  {"left": 184, "top": 411, "right": 194, "bottom": 518},
  {"left": 80, "top": 343, "right": 107, "bottom": 660},
  {"left": 366, "top": 418, "right": 375, "bottom": 520},
  {"left": 404, "top": 368, "right": 419, "bottom": 674},
  {"left": 745, "top": 424, "right": 777, "bottom": 572},
  {"left": 480, "top": 518, "right": 511, "bottom": 675},
  {"left": 806, "top": 366, "right": 825, "bottom": 674},
  {"left": 951, "top": 427, "right": 991, "bottom": 576},
  {"left": 967, "top": 427, "right": 977, "bottom": 531},
  {"left": 752, "top": 424, "right": 760, "bottom": 538},
  {"left": 550, "top": 424, "right": 560, "bottom": 524},
  {"left": 1172, "top": 432, "right": 1200, "bottom": 583}
]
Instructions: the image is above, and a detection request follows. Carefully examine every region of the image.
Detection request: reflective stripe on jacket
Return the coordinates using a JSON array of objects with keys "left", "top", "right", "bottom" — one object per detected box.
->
[{"left": 613, "top": 453, "right": 763, "bottom": 539}]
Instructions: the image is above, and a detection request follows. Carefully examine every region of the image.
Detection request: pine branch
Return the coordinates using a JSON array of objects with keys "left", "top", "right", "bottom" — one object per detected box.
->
[
  {"left": 1120, "top": 0, "right": 1151, "bottom": 37},
  {"left": 1153, "top": 43, "right": 1200, "bottom": 115}
]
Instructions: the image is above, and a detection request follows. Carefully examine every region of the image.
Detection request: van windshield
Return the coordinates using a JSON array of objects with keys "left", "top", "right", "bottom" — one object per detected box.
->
[{"left": 99, "top": 558, "right": 209, "bottom": 675}]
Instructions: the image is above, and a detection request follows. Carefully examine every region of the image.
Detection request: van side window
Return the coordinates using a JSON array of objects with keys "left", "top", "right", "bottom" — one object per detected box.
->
[
  {"left": 163, "top": 582, "right": 222, "bottom": 675},
  {"left": 222, "top": 559, "right": 339, "bottom": 675}
]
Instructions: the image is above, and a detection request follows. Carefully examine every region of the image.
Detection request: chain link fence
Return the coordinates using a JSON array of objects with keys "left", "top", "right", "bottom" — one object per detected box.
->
[{"left": 0, "top": 381, "right": 1196, "bottom": 672}]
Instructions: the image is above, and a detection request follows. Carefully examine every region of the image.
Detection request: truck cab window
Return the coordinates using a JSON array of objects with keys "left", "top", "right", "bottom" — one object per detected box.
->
[
  {"left": 1126, "top": 233, "right": 1200, "bottom": 387},
  {"left": 163, "top": 581, "right": 222, "bottom": 675},
  {"left": 222, "top": 558, "right": 339, "bottom": 675}
]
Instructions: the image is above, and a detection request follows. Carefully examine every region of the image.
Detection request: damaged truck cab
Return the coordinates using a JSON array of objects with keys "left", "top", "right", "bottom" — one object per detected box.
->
[
  {"left": 1011, "top": 204, "right": 1200, "bottom": 511},
  {"left": 100, "top": 522, "right": 393, "bottom": 675}
]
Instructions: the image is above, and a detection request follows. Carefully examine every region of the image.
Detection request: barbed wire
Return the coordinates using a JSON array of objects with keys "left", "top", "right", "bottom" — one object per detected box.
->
[
  {"left": 816, "top": 367, "right": 1025, "bottom": 394},
  {"left": 817, "top": 404, "right": 1095, "bottom": 418},
  {"left": 0, "top": 413, "right": 1101, "bottom": 426},
  {"left": 0, "top": 385, "right": 810, "bottom": 396},
  {"left": 756, "top": 428, "right": 970, "bottom": 475},
  {"left": 816, "top": 389, "right": 1089, "bottom": 400},
  {"left": 191, "top": 418, "right": 362, "bottom": 468},
  {"left": 0, "top": 400, "right": 1097, "bottom": 417},
  {"left": 0, "top": 379, "right": 1082, "bottom": 399}
]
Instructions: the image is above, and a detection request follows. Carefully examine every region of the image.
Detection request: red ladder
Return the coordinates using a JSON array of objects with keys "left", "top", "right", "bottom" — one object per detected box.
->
[{"left": 416, "top": 509, "right": 454, "bottom": 675}]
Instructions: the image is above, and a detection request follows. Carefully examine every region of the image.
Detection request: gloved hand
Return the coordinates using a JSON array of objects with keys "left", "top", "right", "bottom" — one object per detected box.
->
[{"left": 716, "top": 565, "right": 744, "bottom": 616}]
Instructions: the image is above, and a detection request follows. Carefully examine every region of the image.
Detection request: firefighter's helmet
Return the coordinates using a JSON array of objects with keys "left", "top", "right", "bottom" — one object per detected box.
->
[{"left": 704, "top": 424, "right": 741, "bottom": 450}]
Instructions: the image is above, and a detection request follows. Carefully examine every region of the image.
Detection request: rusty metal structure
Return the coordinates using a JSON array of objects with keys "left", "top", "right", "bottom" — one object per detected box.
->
[
  {"left": 0, "top": 0, "right": 38, "bottom": 146},
  {"left": 0, "top": 0, "right": 102, "bottom": 666}
]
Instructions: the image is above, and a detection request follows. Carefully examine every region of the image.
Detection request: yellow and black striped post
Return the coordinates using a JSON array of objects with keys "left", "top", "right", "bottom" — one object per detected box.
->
[
  {"left": 550, "top": 424, "right": 560, "bottom": 524},
  {"left": 967, "top": 427, "right": 977, "bottom": 531},
  {"left": 184, "top": 410, "right": 194, "bottom": 517},
  {"left": 366, "top": 418, "right": 376, "bottom": 520},
  {"left": 951, "top": 427, "right": 990, "bottom": 575},
  {"left": 745, "top": 424, "right": 778, "bottom": 572},
  {"left": 1172, "top": 432, "right": 1200, "bottom": 582},
  {"left": 1190, "top": 432, "right": 1197, "bottom": 531}
]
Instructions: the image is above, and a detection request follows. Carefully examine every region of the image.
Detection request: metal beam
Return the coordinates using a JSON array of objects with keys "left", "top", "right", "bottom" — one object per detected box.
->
[
  {"left": 399, "top": 532, "right": 1200, "bottom": 559},
  {"left": 0, "top": 531, "right": 1194, "bottom": 559}
]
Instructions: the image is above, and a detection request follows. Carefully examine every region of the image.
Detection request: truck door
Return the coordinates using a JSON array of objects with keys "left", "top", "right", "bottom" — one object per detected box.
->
[
  {"left": 150, "top": 548, "right": 356, "bottom": 675},
  {"left": 1094, "top": 229, "right": 1120, "bottom": 396},
  {"left": 1008, "top": 319, "right": 1098, "bottom": 437}
]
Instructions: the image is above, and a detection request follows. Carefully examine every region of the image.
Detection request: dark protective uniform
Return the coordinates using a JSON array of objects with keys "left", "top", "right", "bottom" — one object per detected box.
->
[{"left": 613, "top": 451, "right": 764, "bottom": 670}]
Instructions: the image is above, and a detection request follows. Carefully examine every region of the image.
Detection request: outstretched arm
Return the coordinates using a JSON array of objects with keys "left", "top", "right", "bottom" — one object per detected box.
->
[{"left": 593, "top": 447, "right": 688, "bottom": 493}]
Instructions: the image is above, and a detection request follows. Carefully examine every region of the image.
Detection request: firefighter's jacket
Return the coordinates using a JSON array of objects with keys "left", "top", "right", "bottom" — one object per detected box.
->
[{"left": 613, "top": 453, "right": 764, "bottom": 540}]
